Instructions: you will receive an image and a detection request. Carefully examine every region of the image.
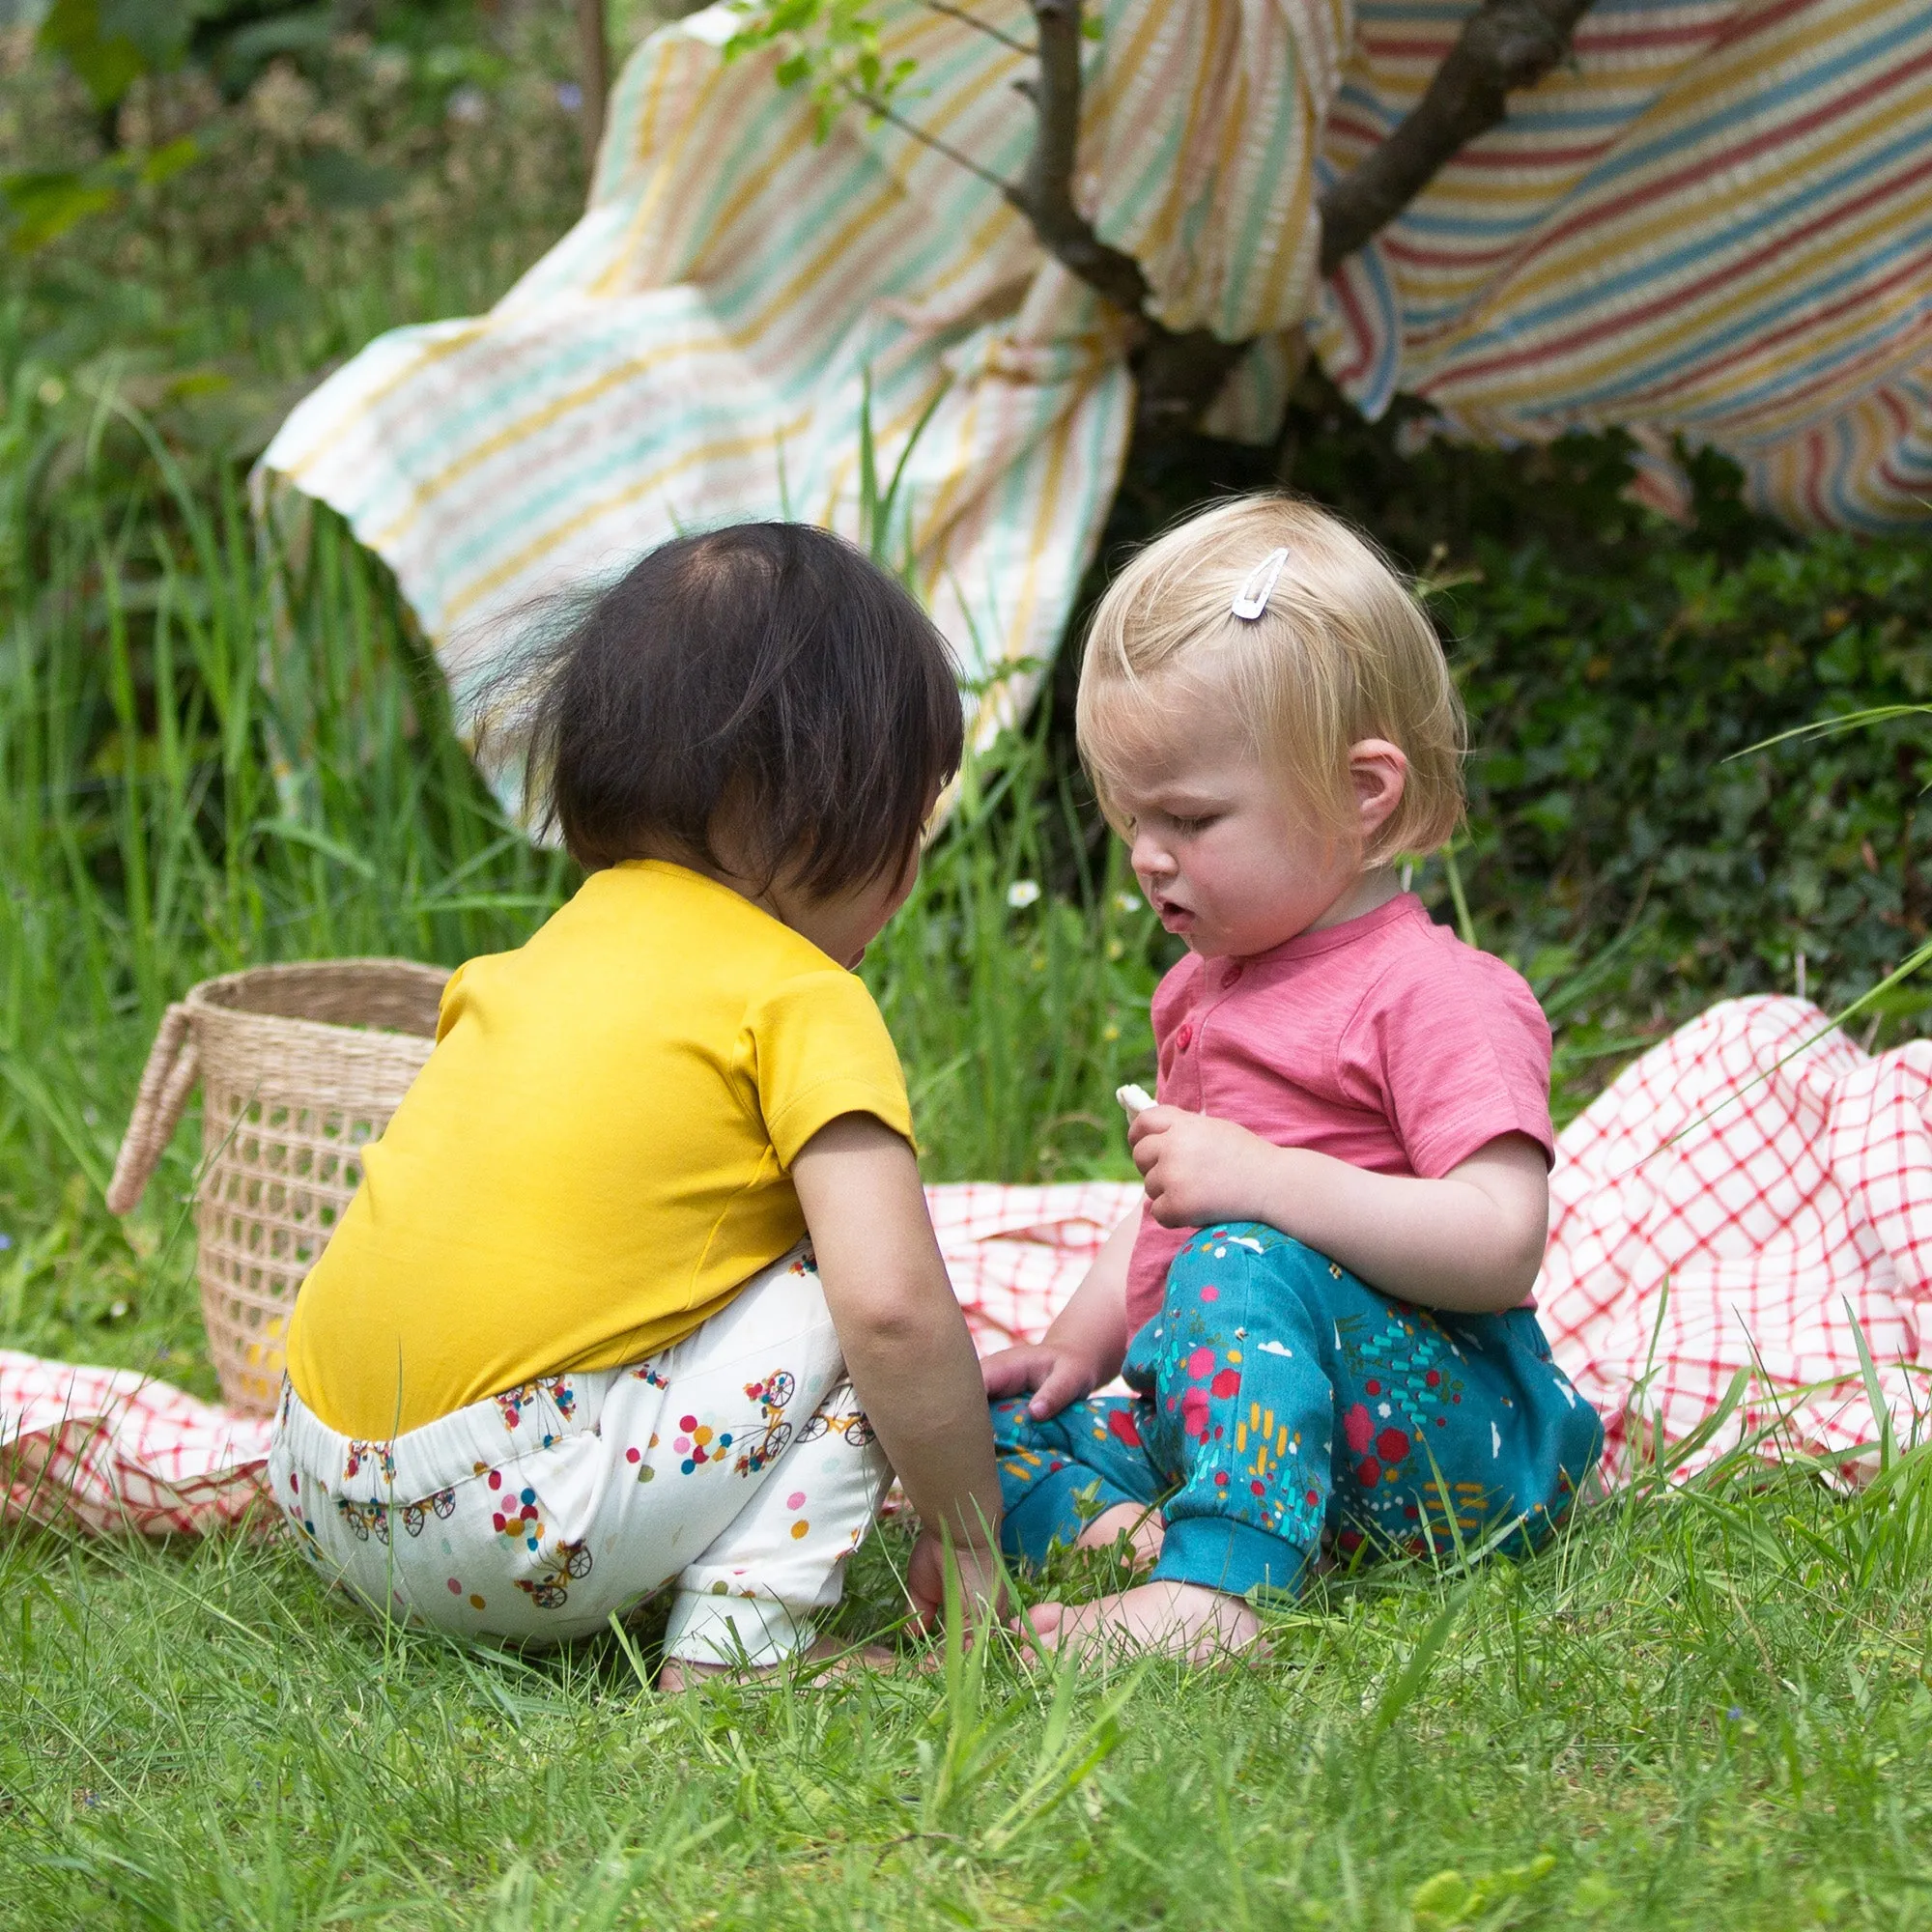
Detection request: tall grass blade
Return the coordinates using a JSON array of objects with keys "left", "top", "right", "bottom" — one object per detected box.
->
[
  {"left": 1845, "top": 1296, "right": 1898, "bottom": 1474},
  {"left": 1371, "top": 1581, "right": 1468, "bottom": 1736}
]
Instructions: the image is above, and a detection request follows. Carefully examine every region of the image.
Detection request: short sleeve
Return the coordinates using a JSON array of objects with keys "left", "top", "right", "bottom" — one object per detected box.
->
[
  {"left": 746, "top": 969, "right": 915, "bottom": 1168},
  {"left": 434, "top": 959, "right": 470, "bottom": 1043},
  {"left": 1347, "top": 944, "right": 1555, "bottom": 1179}
]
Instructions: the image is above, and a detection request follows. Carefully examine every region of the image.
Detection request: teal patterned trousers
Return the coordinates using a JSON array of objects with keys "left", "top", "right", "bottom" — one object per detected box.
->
[{"left": 992, "top": 1224, "right": 1604, "bottom": 1596}]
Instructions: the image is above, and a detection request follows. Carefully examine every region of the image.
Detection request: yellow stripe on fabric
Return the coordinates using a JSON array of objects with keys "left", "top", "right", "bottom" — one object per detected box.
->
[
  {"left": 1201, "top": 51, "right": 1256, "bottom": 330},
  {"left": 1138, "top": 41, "right": 1225, "bottom": 285},
  {"left": 1264, "top": 144, "right": 1318, "bottom": 327},
  {"left": 362, "top": 329, "right": 724, "bottom": 552},
  {"left": 1506, "top": 80, "right": 1932, "bottom": 364},
  {"left": 1086, "top": 0, "right": 1185, "bottom": 160},
  {"left": 1418, "top": 68, "right": 1932, "bottom": 377},
  {"left": 1666, "top": 265, "right": 1932, "bottom": 440},
  {"left": 590, "top": 59, "right": 796, "bottom": 298},
  {"left": 1393, "top": 0, "right": 1908, "bottom": 286},
  {"left": 996, "top": 371, "right": 1079, "bottom": 690},
  {"left": 627, "top": 36, "right": 679, "bottom": 186},
  {"left": 441, "top": 417, "right": 808, "bottom": 627},
  {"left": 1424, "top": 17, "right": 1903, "bottom": 261},
  {"left": 598, "top": 56, "right": 734, "bottom": 288},
  {"left": 919, "top": 378, "right": 987, "bottom": 558},
  {"left": 1426, "top": 163, "right": 1932, "bottom": 417},
  {"left": 275, "top": 323, "right": 494, "bottom": 481},
  {"left": 375, "top": 154, "right": 1028, "bottom": 555}
]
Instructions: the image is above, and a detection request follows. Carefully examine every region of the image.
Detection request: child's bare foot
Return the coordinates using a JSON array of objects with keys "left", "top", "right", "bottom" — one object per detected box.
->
[
  {"left": 1016, "top": 1579, "right": 1267, "bottom": 1665},
  {"left": 658, "top": 1635, "right": 897, "bottom": 1691},
  {"left": 1075, "top": 1502, "right": 1166, "bottom": 1570}
]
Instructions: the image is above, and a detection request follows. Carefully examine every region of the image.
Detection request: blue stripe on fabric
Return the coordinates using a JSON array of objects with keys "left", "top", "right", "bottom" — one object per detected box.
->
[
  {"left": 1219, "top": 69, "right": 1305, "bottom": 331},
  {"left": 349, "top": 305, "right": 794, "bottom": 537},
  {"left": 1473, "top": 12, "right": 1929, "bottom": 207},
  {"left": 341, "top": 323, "right": 704, "bottom": 535},
  {"left": 1527, "top": 213, "right": 1932, "bottom": 423},
  {"left": 426, "top": 389, "right": 782, "bottom": 584},
  {"left": 1375, "top": 8, "right": 1926, "bottom": 259},
  {"left": 1427, "top": 122, "right": 1932, "bottom": 354}
]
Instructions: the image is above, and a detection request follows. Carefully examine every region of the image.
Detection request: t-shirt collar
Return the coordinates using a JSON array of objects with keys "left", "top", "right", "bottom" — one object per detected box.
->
[{"left": 1233, "top": 890, "right": 1426, "bottom": 969}]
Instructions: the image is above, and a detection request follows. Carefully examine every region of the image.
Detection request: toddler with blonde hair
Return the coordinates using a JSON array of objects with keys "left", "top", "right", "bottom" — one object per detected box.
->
[{"left": 981, "top": 495, "right": 1603, "bottom": 1660}]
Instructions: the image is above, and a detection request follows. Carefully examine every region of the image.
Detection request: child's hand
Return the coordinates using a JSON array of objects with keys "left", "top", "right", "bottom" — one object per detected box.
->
[
  {"left": 906, "top": 1529, "right": 1008, "bottom": 1630},
  {"left": 980, "top": 1341, "right": 1106, "bottom": 1419},
  {"left": 1128, "top": 1105, "right": 1284, "bottom": 1230}
]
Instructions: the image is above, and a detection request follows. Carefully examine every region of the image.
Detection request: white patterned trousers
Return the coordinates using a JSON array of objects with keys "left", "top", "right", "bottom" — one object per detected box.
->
[{"left": 267, "top": 1247, "right": 890, "bottom": 1664}]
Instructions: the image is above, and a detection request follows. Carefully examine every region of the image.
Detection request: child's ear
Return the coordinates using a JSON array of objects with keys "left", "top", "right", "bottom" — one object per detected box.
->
[{"left": 1348, "top": 739, "right": 1408, "bottom": 839}]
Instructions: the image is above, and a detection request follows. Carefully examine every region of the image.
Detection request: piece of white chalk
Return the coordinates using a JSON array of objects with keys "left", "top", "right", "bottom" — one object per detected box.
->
[{"left": 1116, "top": 1082, "right": 1155, "bottom": 1120}]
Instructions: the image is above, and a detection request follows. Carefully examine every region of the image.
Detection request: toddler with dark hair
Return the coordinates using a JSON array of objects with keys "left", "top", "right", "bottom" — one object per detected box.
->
[{"left": 270, "top": 523, "right": 1003, "bottom": 1681}]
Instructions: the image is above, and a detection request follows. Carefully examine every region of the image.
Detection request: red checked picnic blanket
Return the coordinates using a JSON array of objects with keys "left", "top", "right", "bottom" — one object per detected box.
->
[
  {"left": 1540, "top": 995, "right": 1932, "bottom": 1480},
  {"left": 9, "top": 996, "right": 1931, "bottom": 1533},
  {"left": 0, "top": 1354, "right": 275, "bottom": 1537}
]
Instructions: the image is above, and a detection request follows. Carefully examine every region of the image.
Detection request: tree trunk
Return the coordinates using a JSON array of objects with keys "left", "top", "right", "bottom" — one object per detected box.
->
[{"left": 577, "top": 0, "right": 610, "bottom": 176}]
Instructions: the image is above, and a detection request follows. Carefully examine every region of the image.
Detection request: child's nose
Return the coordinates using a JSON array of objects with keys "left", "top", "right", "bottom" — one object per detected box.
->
[{"left": 1130, "top": 828, "right": 1175, "bottom": 878}]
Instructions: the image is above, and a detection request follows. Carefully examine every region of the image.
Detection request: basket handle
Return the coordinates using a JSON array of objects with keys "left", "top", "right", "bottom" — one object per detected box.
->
[{"left": 105, "top": 1004, "right": 200, "bottom": 1215}]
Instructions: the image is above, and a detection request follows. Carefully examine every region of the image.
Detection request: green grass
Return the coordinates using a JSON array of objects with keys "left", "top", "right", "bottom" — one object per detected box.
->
[{"left": 8, "top": 1443, "right": 1932, "bottom": 1926}]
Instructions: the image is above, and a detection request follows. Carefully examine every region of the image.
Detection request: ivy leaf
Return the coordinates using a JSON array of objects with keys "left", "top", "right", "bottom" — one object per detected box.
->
[
  {"left": 0, "top": 169, "right": 123, "bottom": 251},
  {"left": 296, "top": 146, "right": 402, "bottom": 213},
  {"left": 38, "top": 0, "right": 192, "bottom": 106},
  {"left": 140, "top": 136, "right": 200, "bottom": 186}
]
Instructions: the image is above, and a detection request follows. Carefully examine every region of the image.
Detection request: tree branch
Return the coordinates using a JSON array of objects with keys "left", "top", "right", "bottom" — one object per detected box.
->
[
  {"left": 990, "top": 0, "right": 1598, "bottom": 433},
  {"left": 851, "top": 86, "right": 1014, "bottom": 193},
  {"left": 919, "top": 0, "right": 1037, "bottom": 57},
  {"left": 1003, "top": 0, "right": 1151, "bottom": 321},
  {"left": 1317, "top": 0, "right": 1596, "bottom": 271},
  {"left": 576, "top": 0, "right": 610, "bottom": 173}
]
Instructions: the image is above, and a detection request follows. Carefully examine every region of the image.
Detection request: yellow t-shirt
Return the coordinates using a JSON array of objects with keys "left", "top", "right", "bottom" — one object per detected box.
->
[{"left": 284, "top": 861, "right": 914, "bottom": 1437}]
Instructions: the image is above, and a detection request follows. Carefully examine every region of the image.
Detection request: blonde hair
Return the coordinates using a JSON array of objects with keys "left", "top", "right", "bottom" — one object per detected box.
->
[{"left": 1076, "top": 494, "right": 1465, "bottom": 864}]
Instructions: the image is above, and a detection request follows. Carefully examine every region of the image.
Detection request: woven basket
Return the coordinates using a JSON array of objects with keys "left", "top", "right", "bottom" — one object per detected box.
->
[{"left": 106, "top": 960, "right": 450, "bottom": 1416}]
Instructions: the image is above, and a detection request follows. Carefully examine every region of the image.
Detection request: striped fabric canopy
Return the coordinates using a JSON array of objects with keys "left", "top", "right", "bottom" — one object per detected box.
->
[
  {"left": 1314, "top": 0, "right": 1932, "bottom": 527},
  {"left": 259, "top": 0, "right": 1932, "bottom": 782}
]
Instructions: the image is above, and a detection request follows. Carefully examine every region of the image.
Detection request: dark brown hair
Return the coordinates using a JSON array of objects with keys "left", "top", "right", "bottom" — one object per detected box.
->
[{"left": 512, "top": 523, "right": 963, "bottom": 895}]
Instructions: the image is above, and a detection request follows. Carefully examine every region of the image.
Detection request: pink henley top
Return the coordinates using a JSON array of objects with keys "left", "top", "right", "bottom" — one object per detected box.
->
[{"left": 1124, "top": 893, "right": 1556, "bottom": 1335}]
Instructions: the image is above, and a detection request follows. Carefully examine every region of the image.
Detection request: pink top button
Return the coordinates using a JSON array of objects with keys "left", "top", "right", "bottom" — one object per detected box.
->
[
  {"left": 1176, "top": 1023, "right": 1194, "bottom": 1051},
  {"left": 1224, "top": 963, "right": 1244, "bottom": 986}
]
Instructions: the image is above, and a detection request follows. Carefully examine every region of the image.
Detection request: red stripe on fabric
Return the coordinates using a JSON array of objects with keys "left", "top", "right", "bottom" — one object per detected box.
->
[
  {"left": 1325, "top": 113, "right": 1392, "bottom": 147},
  {"left": 1571, "top": 20, "right": 1735, "bottom": 51},
  {"left": 1435, "top": 139, "right": 1627, "bottom": 172},
  {"left": 1329, "top": 270, "right": 1378, "bottom": 385},
  {"left": 1705, "top": 0, "right": 1826, "bottom": 54},
  {"left": 1440, "top": 42, "right": 1932, "bottom": 313},
  {"left": 1361, "top": 0, "right": 1821, "bottom": 93},
  {"left": 1791, "top": 430, "right": 1826, "bottom": 526},
  {"left": 1601, "top": 247, "right": 1932, "bottom": 412},
  {"left": 1434, "top": 145, "right": 1932, "bottom": 390},
  {"left": 1687, "top": 308, "right": 1932, "bottom": 439},
  {"left": 1356, "top": 36, "right": 1461, "bottom": 60}
]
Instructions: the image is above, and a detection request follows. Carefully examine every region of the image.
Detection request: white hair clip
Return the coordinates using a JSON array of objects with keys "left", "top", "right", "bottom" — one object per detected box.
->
[{"left": 1230, "top": 547, "right": 1290, "bottom": 621}]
